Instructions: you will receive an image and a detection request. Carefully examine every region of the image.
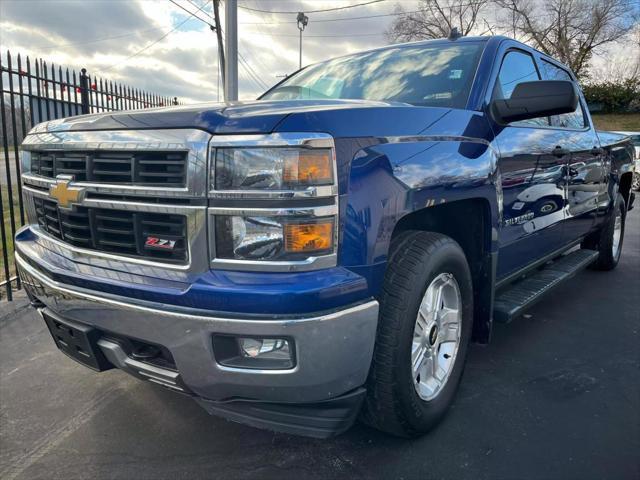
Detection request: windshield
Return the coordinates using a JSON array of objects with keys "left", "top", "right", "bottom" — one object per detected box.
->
[{"left": 261, "top": 42, "right": 484, "bottom": 109}]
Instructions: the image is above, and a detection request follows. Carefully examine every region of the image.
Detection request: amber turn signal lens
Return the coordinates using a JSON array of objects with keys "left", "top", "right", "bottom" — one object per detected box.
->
[
  {"left": 283, "top": 150, "right": 333, "bottom": 185},
  {"left": 284, "top": 221, "right": 334, "bottom": 253}
]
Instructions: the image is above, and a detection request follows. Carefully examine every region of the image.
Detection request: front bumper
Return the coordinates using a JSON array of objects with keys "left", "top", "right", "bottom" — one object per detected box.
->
[{"left": 16, "top": 252, "right": 379, "bottom": 437}]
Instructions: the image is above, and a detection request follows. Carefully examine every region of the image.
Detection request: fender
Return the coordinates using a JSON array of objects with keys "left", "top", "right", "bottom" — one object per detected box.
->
[
  {"left": 275, "top": 106, "right": 504, "bottom": 342},
  {"left": 340, "top": 111, "right": 502, "bottom": 342},
  {"left": 596, "top": 130, "right": 636, "bottom": 215}
]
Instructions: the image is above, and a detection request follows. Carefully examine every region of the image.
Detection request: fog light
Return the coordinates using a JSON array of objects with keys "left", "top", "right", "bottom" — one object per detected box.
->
[
  {"left": 213, "top": 335, "right": 295, "bottom": 370},
  {"left": 239, "top": 338, "right": 291, "bottom": 360}
]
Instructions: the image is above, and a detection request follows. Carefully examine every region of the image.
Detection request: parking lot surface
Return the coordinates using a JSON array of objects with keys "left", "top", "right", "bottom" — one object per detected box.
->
[{"left": 1, "top": 210, "right": 638, "bottom": 480}]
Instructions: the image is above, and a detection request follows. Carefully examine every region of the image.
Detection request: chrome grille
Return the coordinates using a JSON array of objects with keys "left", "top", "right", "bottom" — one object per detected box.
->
[
  {"left": 33, "top": 197, "right": 188, "bottom": 263},
  {"left": 21, "top": 128, "right": 211, "bottom": 270},
  {"left": 30, "top": 151, "right": 188, "bottom": 186}
]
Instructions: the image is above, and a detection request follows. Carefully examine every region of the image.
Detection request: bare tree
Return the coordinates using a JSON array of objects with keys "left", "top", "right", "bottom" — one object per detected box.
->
[
  {"left": 495, "top": 0, "right": 637, "bottom": 78},
  {"left": 387, "top": 0, "right": 491, "bottom": 43},
  {"left": 589, "top": 34, "right": 640, "bottom": 85}
]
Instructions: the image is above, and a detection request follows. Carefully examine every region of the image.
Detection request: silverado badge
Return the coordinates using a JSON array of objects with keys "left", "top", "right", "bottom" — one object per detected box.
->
[{"left": 49, "top": 175, "right": 85, "bottom": 209}]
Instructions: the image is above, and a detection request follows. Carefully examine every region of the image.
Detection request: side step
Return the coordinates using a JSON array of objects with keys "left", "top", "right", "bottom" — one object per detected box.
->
[{"left": 493, "top": 249, "right": 599, "bottom": 323}]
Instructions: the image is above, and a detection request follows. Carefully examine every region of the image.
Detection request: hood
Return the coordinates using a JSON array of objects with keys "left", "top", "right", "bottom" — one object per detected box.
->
[{"left": 34, "top": 99, "right": 409, "bottom": 135}]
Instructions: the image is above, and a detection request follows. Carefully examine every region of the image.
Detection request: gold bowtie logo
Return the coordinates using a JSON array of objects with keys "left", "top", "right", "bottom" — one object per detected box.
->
[{"left": 50, "top": 176, "right": 85, "bottom": 209}]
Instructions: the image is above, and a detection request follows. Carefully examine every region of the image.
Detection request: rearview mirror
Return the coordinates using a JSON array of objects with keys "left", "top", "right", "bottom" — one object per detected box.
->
[{"left": 491, "top": 80, "right": 578, "bottom": 124}]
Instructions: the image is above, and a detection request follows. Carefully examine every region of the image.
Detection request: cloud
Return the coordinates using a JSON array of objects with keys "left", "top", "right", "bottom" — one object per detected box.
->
[
  {"left": 0, "top": 0, "right": 404, "bottom": 103},
  {"left": 3, "top": 0, "right": 634, "bottom": 106},
  {"left": 2, "top": 0, "right": 148, "bottom": 41}
]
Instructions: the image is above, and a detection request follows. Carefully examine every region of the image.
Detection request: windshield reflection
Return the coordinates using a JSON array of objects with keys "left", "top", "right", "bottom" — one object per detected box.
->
[{"left": 261, "top": 43, "right": 484, "bottom": 109}]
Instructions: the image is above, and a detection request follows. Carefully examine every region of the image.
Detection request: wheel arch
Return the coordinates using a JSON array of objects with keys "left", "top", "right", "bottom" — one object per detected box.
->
[
  {"left": 390, "top": 198, "right": 497, "bottom": 343},
  {"left": 619, "top": 171, "right": 633, "bottom": 211}
]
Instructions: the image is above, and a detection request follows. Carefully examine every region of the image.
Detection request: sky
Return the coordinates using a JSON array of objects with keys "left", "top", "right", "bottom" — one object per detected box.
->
[
  {"left": 1, "top": 0, "right": 419, "bottom": 103},
  {"left": 0, "top": 0, "right": 637, "bottom": 104}
]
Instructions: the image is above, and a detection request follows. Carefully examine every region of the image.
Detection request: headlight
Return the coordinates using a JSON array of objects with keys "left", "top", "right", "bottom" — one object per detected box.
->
[
  {"left": 215, "top": 215, "right": 335, "bottom": 261},
  {"left": 209, "top": 134, "right": 338, "bottom": 272},
  {"left": 215, "top": 147, "right": 334, "bottom": 191}
]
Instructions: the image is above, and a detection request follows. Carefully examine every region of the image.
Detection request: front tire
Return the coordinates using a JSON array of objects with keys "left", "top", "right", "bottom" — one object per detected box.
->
[{"left": 361, "top": 231, "right": 473, "bottom": 437}]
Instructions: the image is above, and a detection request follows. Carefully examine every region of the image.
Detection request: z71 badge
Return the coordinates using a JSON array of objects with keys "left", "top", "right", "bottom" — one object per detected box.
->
[{"left": 144, "top": 237, "right": 176, "bottom": 250}]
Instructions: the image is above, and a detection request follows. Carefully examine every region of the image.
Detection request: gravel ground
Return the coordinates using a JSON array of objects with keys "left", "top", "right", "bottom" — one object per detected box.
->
[{"left": 1, "top": 209, "right": 638, "bottom": 480}]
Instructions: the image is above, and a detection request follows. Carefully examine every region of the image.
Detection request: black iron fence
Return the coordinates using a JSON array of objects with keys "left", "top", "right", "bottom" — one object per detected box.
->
[{"left": 1, "top": 50, "right": 179, "bottom": 300}]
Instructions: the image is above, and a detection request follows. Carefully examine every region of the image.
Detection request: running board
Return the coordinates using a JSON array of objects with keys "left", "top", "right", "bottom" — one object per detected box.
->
[{"left": 493, "top": 249, "right": 599, "bottom": 323}]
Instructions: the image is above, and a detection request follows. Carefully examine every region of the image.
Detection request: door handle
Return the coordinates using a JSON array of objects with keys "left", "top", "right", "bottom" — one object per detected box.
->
[
  {"left": 591, "top": 146, "right": 604, "bottom": 155},
  {"left": 552, "top": 146, "right": 570, "bottom": 158}
]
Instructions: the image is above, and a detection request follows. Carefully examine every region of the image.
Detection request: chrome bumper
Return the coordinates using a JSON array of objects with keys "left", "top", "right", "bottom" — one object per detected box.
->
[{"left": 16, "top": 252, "right": 379, "bottom": 406}]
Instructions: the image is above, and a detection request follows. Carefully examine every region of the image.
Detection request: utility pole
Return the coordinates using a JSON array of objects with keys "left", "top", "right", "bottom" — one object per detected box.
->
[
  {"left": 224, "top": 0, "right": 238, "bottom": 101},
  {"left": 212, "top": 0, "right": 225, "bottom": 100},
  {"left": 297, "top": 12, "right": 309, "bottom": 69}
]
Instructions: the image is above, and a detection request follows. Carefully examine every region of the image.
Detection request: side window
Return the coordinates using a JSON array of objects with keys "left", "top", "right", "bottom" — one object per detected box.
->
[
  {"left": 539, "top": 59, "right": 586, "bottom": 129},
  {"left": 493, "top": 50, "right": 548, "bottom": 126}
]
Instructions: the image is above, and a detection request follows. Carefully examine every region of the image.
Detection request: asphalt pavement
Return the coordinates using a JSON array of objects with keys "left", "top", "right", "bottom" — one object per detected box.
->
[{"left": 1, "top": 209, "right": 638, "bottom": 480}]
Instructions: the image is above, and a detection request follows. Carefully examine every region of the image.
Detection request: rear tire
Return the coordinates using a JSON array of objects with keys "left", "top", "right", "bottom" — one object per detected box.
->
[
  {"left": 583, "top": 193, "right": 626, "bottom": 271},
  {"left": 361, "top": 231, "right": 473, "bottom": 437}
]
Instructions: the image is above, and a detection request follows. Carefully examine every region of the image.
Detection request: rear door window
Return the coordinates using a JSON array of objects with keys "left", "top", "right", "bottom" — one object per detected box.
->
[{"left": 539, "top": 59, "right": 586, "bottom": 129}]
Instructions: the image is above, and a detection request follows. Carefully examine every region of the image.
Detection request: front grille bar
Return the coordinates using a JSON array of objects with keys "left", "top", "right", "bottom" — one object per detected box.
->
[{"left": 31, "top": 151, "right": 188, "bottom": 186}]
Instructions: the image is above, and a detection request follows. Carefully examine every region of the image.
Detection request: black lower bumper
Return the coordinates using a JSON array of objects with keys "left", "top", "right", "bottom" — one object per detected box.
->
[
  {"left": 196, "top": 388, "right": 366, "bottom": 439},
  {"left": 42, "top": 310, "right": 113, "bottom": 372}
]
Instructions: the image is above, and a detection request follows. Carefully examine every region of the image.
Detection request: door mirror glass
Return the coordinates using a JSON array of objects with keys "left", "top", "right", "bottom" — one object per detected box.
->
[{"left": 491, "top": 80, "right": 578, "bottom": 124}]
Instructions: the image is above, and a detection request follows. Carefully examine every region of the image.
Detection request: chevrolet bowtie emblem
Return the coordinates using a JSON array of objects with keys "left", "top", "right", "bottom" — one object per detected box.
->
[{"left": 49, "top": 176, "right": 85, "bottom": 209}]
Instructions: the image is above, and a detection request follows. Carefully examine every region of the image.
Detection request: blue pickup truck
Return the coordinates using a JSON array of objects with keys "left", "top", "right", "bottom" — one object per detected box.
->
[{"left": 15, "top": 36, "right": 635, "bottom": 438}]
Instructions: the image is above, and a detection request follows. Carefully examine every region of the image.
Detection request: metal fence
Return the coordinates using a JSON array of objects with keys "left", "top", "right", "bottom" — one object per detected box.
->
[{"left": 1, "top": 50, "right": 179, "bottom": 300}]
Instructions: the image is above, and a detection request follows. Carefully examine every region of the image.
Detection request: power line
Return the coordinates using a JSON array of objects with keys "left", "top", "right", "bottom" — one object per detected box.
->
[
  {"left": 185, "top": 0, "right": 215, "bottom": 22},
  {"left": 240, "top": 1, "right": 385, "bottom": 37},
  {"left": 168, "top": 0, "right": 214, "bottom": 28},
  {"left": 238, "top": 4, "right": 489, "bottom": 25},
  {"left": 238, "top": 10, "right": 413, "bottom": 25},
  {"left": 237, "top": 2, "right": 276, "bottom": 82},
  {"left": 31, "top": 27, "right": 168, "bottom": 51},
  {"left": 212, "top": 20, "right": 269, "bottom": 92},
  {"left": 27, "top": 0, "right": 640, "bottom": 53},
  {"left": 102, "top": 0, "right": 210, "bottom": 72},
  {"left": 244, "top": 0, "right": 281, "bottom": 67},
  {"left": 238, "top": 0, "right": 387, "bottom": 14},
  {"left": 162, "top": 2, "right": 268, "bottom": 96},
  {"left": 239, "top": 0, "right": 637, "bottom": 25},
  {"left": 238, "top": 51, "right": 268, "bottom": 90},
  {"left": 164, "top": 0, "right": 230, "bottom": 100},
  {"left": 239, "top": 38, "right": 271, "bottom": 82},
  {"left": 15, "top": 0, "right": 215, "bottom": 53},
  {"left": 236, "top": 49, "right": 267, "bottom": 91},
  {"left": 237, "top": 65, "right": 263, "bottom": 93},
  {"left": 250, "top": 31, "right": 385, "bottom": 38},
  {"left": 219, "top": 25, "right": 268, "bottom": 91}
]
